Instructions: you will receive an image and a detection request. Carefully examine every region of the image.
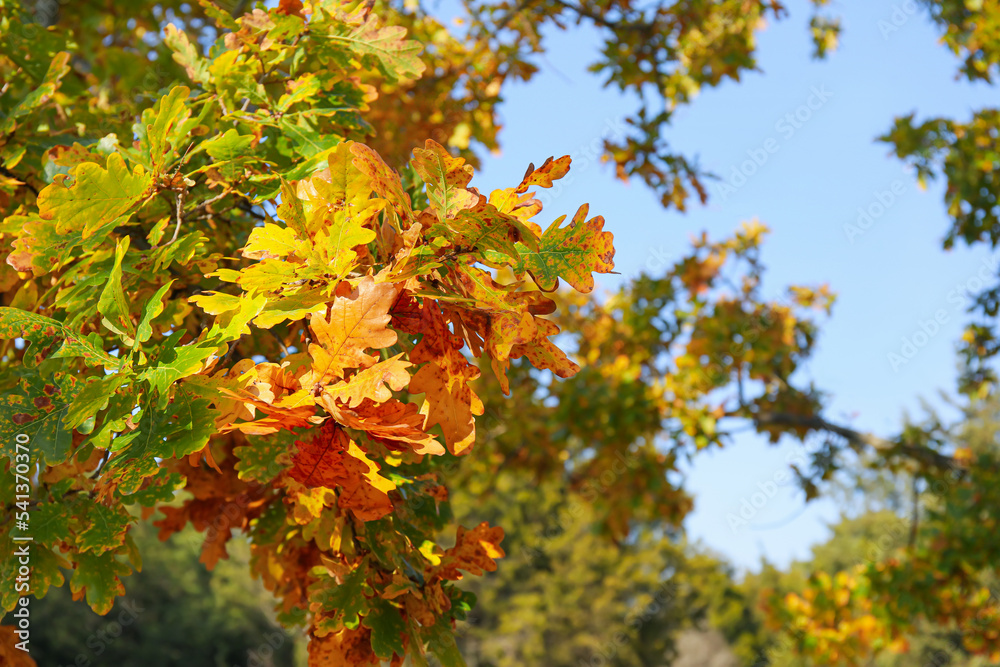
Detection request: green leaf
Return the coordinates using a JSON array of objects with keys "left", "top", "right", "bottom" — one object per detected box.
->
[
  {"left": 79, "top": 390, "right": 137, "bottom": 452},
  {"left": 0, "top": 307, "right": 120, "bottom": 369},
  {"left": 137, "top": 340, "right": 219, "bottom": 398},
  {"left": 138, "top": 294, "right": 262, "bottom": 398},
  {"left": 234, "top": 428, "right": 299, "bottom": 483},
  {"left": 64, "top": 374, "right": 126, "bottom": 431},
  {"left": 99, "top": 236, "right": 135, "bottom": 341},
  {"left": 136, "top": 280, "right": 175, "bottom": 344},
  {"left": 197, "top": 0, "right": 239, "bottom": 30},
  {"left": 120, "top": 468, "right": 185, "bottom": 507},
  {"left": 3, "top": 212, "right": 89, "bottom": 276},
  {"left": 0, "top": 520, "right": 68, "bottom": 611},
  {"left": 139, "top": 85, "right": 192, "bottom": 173},
  {"left": 0, "top": 51, "right": 71, "bottom": 135},
  {"left": 71, "top": 551, "right": 132, "bottom": 615},
  {"left": 204, "top": 128, "right": 256, "bottom": 179},
  {"left": 77, "top": 501, "right": 131, "bottom": 556},
  {"left": 32, "top": 502, "right": 71, "bottom": 546},
  {"left": 424, "top": 614, "right": 467, "bottom": 667},
  {"left": 36, "top": 152, "right": 153, "bottom": 239},
  {"left": 0, "top": 371, "right": 83, "bottom": 465},
  {"left": 28, "top": 545, "right": 71, "bottom": 602},
  {"left": 0, "top": 13, "right": 70, "bottom": 81},
  {"left": 430, "top": 204, "right": 528, "bottom": 262},
  {"left": 499, "top": 204, "right": 616, "bottom": 293},
  {"left": 363, "top": 598, "right": 407, "bottom": 660},
  {"left": 102, "top": 388, "right": 218, "bottom": 495},
  {"left": 312, "top": 565, "right": 370, "bottom": 630},
  {"left": 311, "top": 6, "right": 426, "bottom": 84}
]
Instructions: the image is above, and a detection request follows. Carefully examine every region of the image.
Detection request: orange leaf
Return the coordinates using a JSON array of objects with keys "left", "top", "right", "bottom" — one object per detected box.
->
[
  {"left": 408, "top": 306, "right": 484, "bottom": 454},
  {"left": 290, "top": 423, "right": 395, "bottom": 521},
  {"left": 322, "top": 354, "right": 411, "bottom": 408},
  {"left": 308, "top": 276, "right": 399, "bottom": 381},
  {"left": 514, "top": 155, "right": 571, "bottom": 193},
  {"left": 0, "top": 626, "right": 36, "bottom": 667},
  {"left": 432, "top": 522, "right": 505, "bottom": 582},
  {"left": 322, "top": 396, "right": 445, "bottom": 457}
]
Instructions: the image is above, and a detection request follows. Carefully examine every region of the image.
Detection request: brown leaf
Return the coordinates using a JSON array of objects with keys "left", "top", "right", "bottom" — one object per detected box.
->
[{"left": 308, "top": 626, "right": 378, "bottom": 667}]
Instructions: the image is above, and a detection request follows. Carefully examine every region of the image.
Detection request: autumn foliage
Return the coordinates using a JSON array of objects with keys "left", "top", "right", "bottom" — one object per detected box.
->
[
  {"left": 0, "top": 1, "right": 623, "bottom": 663},
  {"left": 3, "top": 0, "right": 1000, "bottom": 665}
]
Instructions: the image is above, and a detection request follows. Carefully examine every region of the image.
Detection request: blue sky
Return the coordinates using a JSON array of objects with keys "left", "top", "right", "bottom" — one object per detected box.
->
[{"left": 445, "top": 0, "right": 997, "bottom": 571}]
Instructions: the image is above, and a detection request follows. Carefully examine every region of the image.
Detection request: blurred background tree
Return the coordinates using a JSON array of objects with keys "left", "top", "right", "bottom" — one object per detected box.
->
[{"left": 3, "top": 518, "right": 302, "bottom": 667}]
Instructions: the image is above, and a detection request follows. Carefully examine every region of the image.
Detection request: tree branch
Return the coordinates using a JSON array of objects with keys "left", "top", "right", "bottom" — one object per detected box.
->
[
  {"left": 238, "top": 201, "right": 267, "bottom": 221},
  {"left": 752, "top": 411, "right": 959, "bottom": 471},
  {"left": 549, "top": 0, "right": 656, "bottom": 32},
  {"left": 182, "top": 188, "right": 232, "bottom": 221}
]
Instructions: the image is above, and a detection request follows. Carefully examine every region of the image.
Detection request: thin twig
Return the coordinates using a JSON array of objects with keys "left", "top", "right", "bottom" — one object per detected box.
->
[
  {"left": 549, "top": 0, "right": 656, "bottom": 31},
  {"left": 220, "top": 334, "right": 245, "bottom": 372},
  {"left": 182, "top": 188, "right": 232, "bottom": 220},
  {"left": 270, "top": 329, "right": 290, "bottom": 357},
  {"left": 173, "top": 142, "right": 195, "bottom": 177},
  {"left": 238, "top": 201, "right": 267, "bottom": 220},
  {"left": 93, "top": 449, "right": 111, "bottom": 477},
  {"left": 168, "top": 189, "right": 185, "bottom": 245},
  {"left": 752, "top": 411, "right": 960, "bottom": 471}
]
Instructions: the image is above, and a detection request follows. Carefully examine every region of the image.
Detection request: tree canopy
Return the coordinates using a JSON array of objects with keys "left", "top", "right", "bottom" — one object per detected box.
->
[{"left": 1, "top": 0, "right": 999, "bottom": 666}]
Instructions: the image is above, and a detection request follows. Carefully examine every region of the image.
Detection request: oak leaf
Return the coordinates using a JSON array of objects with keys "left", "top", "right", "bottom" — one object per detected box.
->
[
  {"left": 514, "top": 155, "right": 572, "bottom": 193},
  {"left": 290, "top": 424, "right": 395, "bottom": 521},
  {"left": 0, "top": 625, "right": 36, "bottom": 666},
  {"left": 503, "top": 203, "right": 616, "bottom": 293},
  {"left": 431, "top": 522, "right": 505, "bottom": 582},
  {"left": 409, "top": 345, "right": 484, "bottom": 456},
  {"left": 321, "top": 397, "right": 445, "bottom": 456},
  {"left": 308, "top": 276, "right": 399, "bottom": 381},
  {"left": 322, "top": 355, "right": 411, "bottom": 408},
  {"left": 410, "top": 139, "right": 478, "bottom": 218}
]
